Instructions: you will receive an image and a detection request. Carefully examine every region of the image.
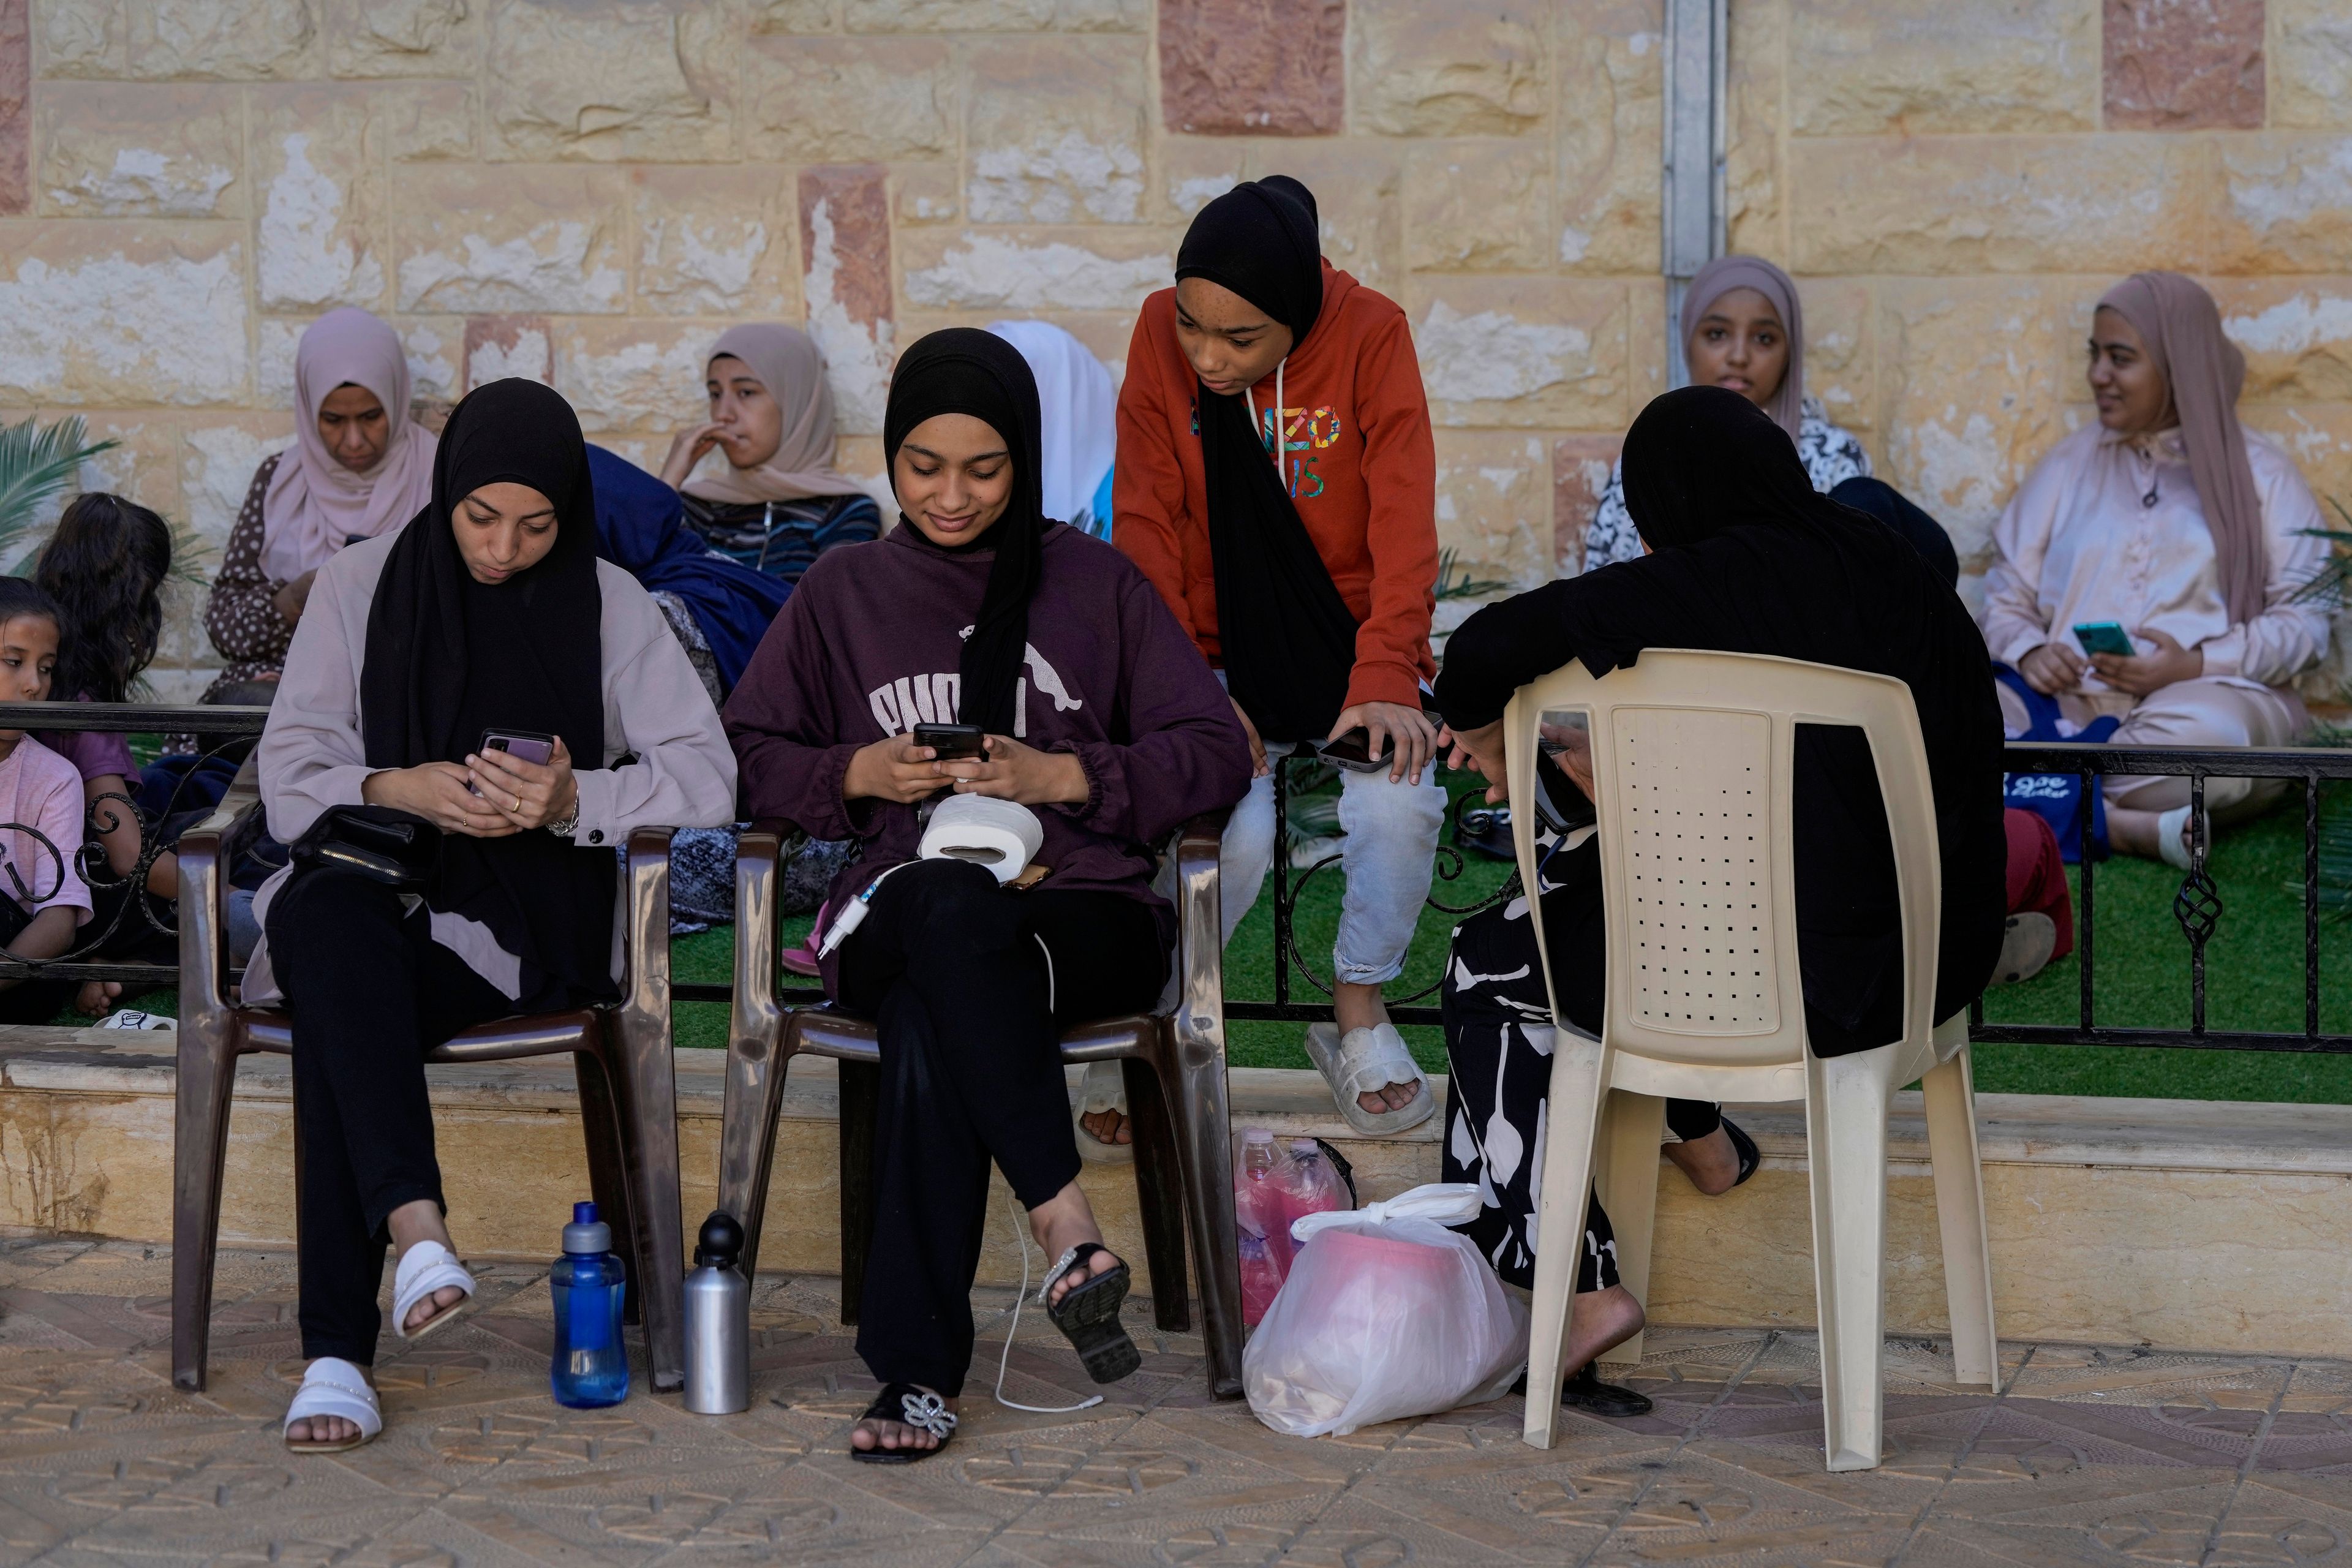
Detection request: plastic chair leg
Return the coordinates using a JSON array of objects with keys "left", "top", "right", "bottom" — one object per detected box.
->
[
  {"left": 715, "top": 1025, "right": 796, "bottom": 1282},
  {"left": 1594, "top": 1089, "right": 1665, "bottom": 1368},
  {"left": 611, "top": 1017, "right": 687, "bottom": 1393},
  {"left": 836, "top": 1059, "right": 880, "bottom": 1328},
  {"left": 1162, "top": 1017, "right": 1243, "bottom": 1398},
  {"left": 1121, "top": 1055, "right": 1193, "bottom": 1334},
  {"left": 170, "top": 1022, "right": 242, "bottom": 1393},
  {"left": 574, "top": 1048, "right": 641, "bottom": 1326},
  {"left": 1806, "top": 1040, "right": 1899, "bottom": 1472},
  {"left": 1922, "top": 1042, "right": 1999, "bottom": 1390},
  {"left": 1521, "top": 1028, "right": 1610, "bottom": 1450}
]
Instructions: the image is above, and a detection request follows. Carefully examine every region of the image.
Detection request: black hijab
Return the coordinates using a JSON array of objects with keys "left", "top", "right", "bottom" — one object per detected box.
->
[
  {"left": 882, "top": 328, "right": 1046, "bottom": 737},
  {"left": 360, "top": 377, "right": 614, "bottom": 1006},
  {"left": 1436, "top": 388, "right": 2007, "bottom": 1048},
  {"left": 1174, "top": 175, "right": 1360, "bottom": 742}
]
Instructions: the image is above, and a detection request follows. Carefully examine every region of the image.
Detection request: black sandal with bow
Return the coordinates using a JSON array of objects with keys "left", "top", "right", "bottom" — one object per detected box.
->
[
  {"left": 1043, "top": 1242, "right": 1140, "bottom": 1384},
  {"left": 848, "top": 1382, "right": 958, "bottom": 1464}
]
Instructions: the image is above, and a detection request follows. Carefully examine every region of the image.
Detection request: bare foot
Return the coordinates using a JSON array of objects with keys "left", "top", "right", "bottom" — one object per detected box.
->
[
  {"left": 386, "top": 1198, "right": 466, "bottom": 1333},
  {"left": 1028, "top": 1180, "right": 1123, "bottom": 1309},
  {"left": 74, "top": 980, "right": 121, "bottom": 1018},
  {"left": 1079, "top": 1107, "right": 1131, "bottom": 1148},
  {"left": 1332, "top": 982, "right": 1424, "bottom": 1117},
  {"left": 1564, "top": 1284, "right": 1646, "bottom": 1373},
  {"left": 285, "top": 1360, "right": 372, "bottom": 1447},
  {"left": 850, "top": 1389, "right": 958, "bottom": 1456},
  {"left": 1664, "top": 1126, "right": 1741, "bottom": 1196}
]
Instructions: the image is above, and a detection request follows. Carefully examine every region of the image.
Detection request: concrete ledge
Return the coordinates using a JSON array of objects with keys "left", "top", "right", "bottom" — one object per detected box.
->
[{"left": 2, "top": 1025, "right": 2346, "bottom": 1359}]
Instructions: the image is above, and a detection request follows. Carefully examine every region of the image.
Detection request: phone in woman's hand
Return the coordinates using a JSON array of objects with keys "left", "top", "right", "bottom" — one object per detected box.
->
[
  {"left": 470, "top": 728, "right": 556, "bottom": 796},
  {"left": 911, "top": 722, "right": 987, "bottom": 761},
  {"left": 1316, "top": 726, "right": 1390, "bottom": 773}
]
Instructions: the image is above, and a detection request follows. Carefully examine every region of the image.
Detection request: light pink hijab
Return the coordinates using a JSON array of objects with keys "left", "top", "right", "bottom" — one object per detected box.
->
[
  {"left": 2096, "top": 271, "right": 2266, "bottom": 628},
  {"left": 682, "top": 324, "right": 868, "bottom": 505},
  {"left": 1683, "top": 255, "right": 1806, "bottom": 447},
  {"left": 262, "top": 308, "right": 436, "bottom": 583}
]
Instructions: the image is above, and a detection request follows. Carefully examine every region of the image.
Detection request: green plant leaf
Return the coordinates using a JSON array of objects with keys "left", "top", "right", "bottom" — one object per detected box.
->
[{"left": 0, "top": 415, "right": 121, "bottom": 567}]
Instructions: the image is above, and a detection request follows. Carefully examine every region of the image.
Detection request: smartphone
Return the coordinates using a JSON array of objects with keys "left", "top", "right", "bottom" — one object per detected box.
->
[
  {"left": 911, "top": 722, "right": 987, "bottom": 761},
  {"left": 2072, "top": 620, "right": 2136, "bottom": 658},
  {"left": 471, "top": 728, "right": 556, "bottom": 797},
  {"left": 1316, "top": 726, "right": 1392, "bottom": 773}
]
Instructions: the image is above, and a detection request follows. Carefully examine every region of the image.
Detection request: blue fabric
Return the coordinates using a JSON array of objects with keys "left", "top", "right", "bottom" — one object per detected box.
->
[
  {"left": 1079, "top": 465, "right": 1115, "bottom": 540},
  {"left": 1994, "top": 665, "right": 2120, "bottom": 864},
  {"left": 586, "top": 445, "right": 789, "bottom": 693}
]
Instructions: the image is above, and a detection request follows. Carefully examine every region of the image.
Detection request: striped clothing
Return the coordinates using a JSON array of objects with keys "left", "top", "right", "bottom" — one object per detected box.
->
[{"left": 679, "top": 492, "right": 881, "bottom": 584}]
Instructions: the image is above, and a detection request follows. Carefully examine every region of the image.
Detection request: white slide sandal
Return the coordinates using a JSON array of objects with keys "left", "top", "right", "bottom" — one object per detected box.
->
[
  {"left": 284, "top": 1357, "right": 382, "bottom": 1452},
  {"left": 1072, "top": 1059, "right": 1134, "bottom": 1165},
  {"left": 1304, "top": 1021, "right": 1436, "bottom": 1137},
  {"left": 391, "top": 1239, "right": 475, "bottom": 1341}
]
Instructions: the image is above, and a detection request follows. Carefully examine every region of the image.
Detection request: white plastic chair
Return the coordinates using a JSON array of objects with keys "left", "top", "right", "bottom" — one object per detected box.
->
[{"left": 1507, "top": 649, "right": 1998, "bottom": 1471}]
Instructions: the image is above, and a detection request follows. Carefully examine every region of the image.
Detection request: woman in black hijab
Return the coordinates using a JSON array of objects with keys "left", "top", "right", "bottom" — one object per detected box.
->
[
  {"left": 1430, "top": 386, "right": 2007, "bottom": 1417},
  {"left": 723, "top": 330, "right": 1251, "bottom": 1461},
  {"left": 255, "top": 379, "right": 737, "bottom": 1452}
]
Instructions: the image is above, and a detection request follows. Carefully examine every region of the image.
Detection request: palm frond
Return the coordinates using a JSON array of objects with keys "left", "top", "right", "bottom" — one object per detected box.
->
[
  {"left": 0, "top": 416, "right": 120, "bottom": 558},
  {"left": 165, "top": 519, "right": 211, "bottom": 588},
  {"left": 2286, "top": 499, "right": 2352, "bottom": 608},
  {"left": 1436, "top": 546, "right": 1512, "bottom": 602}
]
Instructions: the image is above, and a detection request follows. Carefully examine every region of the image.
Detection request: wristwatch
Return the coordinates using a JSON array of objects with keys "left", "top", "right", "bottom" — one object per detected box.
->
[{"left": 547, "top": 797, "right": 580, "bottom": 838}]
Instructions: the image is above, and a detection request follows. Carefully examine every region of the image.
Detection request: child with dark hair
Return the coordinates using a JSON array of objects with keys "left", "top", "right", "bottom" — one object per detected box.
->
[
  {"left": 0, "top": 578, "right": 97, "bottom": 1022},
  {"left": 34, "top": 493, "right": 183, "bottom": 1014}
]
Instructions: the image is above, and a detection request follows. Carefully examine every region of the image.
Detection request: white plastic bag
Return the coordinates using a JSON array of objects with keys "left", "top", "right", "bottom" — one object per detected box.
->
[{"left": 1242, "top": 1183, "right": 1528, "bottom": 1438}]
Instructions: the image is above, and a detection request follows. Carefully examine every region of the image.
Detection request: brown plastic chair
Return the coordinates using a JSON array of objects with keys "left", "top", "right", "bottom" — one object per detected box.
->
[
  {"left": 714, "top": 812, "right": 1246, "bottom": 1398},
  {"left": 171, "top": 771, "right": 689, "bottom": 1393}
]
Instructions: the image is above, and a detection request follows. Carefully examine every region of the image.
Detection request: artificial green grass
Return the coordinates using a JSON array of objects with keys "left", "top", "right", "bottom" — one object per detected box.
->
[{"left": 86, "top": 775, "right": 2352, "bottom": 1103}]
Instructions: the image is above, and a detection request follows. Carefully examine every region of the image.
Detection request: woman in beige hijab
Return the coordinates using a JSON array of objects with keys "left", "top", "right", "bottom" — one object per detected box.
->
[
  {"left": 658, "top": 325, "right": 881, "bottom": 583},
  {"left": 1981, "top": 271, "right": 2330, "bottom": 864}
]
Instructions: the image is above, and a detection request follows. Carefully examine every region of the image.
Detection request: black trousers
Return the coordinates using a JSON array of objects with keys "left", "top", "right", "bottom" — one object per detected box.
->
[
  {"left": 267, "top": 870, "right": 513, "bottom": 1363},
  {"left": 835, "top": 859, "right": 1167, "bottom": 1396}
]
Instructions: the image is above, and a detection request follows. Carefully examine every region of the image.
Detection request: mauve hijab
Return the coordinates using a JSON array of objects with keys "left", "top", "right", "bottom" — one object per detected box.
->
[
  {"left": 2095, "top": 271, "right": 2266, "bottom": 628},
  {"left": 683, "top": 324, "right": 869, "bottom": 506},
  {"left": 1683, "top": 255, "right": 1807, "bottom": 447},
  {"left": 262, "top": 308, "right": 437, "bottom": 584}
]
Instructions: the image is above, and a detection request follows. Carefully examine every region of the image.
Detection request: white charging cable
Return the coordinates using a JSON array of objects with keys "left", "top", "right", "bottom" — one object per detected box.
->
[{"left": 990, "top": 1191, "right": 1105, "bottom": 1415}]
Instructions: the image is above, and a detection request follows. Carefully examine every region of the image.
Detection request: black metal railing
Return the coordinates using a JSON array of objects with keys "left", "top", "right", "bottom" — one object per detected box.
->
[
  {"left": 0, "top": 701, "right": 268, "bottom": 992},
  {"left": 1972, "top": 740, "right": 2352, "bottom": 1055}
]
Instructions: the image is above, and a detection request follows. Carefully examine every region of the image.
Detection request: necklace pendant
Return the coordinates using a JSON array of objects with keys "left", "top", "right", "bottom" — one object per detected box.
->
[{"left": 2141, "top": 483, "right": 2160, "bottom": 509}]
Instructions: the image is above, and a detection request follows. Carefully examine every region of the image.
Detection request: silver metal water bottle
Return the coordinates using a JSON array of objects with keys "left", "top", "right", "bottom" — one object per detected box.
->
[{"left": 682, "top": 1210, "right": 749, "bottom": 1414}]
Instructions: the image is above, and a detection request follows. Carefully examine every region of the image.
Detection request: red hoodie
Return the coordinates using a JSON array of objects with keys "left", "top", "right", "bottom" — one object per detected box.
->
[{"left": 1115, "top": 260, "right": 1439, "bottom": 714}]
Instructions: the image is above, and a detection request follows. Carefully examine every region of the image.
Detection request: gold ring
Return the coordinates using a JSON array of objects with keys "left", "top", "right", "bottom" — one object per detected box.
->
[{"left": 512, "top": 794, "right": 522, "bottom": 813}]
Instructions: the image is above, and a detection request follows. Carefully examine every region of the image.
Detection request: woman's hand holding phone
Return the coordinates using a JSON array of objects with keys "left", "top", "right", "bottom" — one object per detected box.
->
[
  {"left": 364, "top": 763, "right": 519, "bottom": 837},
  {"left": 2018, "top": 640, "right": 2087, "bottom": 696},
  {"left": 1438, "top": 720, "right": 1509, "bottom": 804},
  {"left": 465, "top": 737, "right": 578, "bottom": 832},
  {"left": 937, "top": 734, "right": 1090, "bottom": 807},
  {"left": 844, "top": 734, "right": 954, "bottom": 804},
  {"left": 1329, "top": 701, "right": 1435, "bottom": 785}
]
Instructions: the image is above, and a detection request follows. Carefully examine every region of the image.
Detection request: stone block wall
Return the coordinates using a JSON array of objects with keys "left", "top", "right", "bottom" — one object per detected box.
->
[{"left": 0, "top": 0, "right": 2346, "bottom": 697}]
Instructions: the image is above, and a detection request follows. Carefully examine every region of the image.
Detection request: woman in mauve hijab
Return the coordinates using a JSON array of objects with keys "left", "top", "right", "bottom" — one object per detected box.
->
[{"left": 1980, "top": 271, "right": 2329, "bottom": 865}]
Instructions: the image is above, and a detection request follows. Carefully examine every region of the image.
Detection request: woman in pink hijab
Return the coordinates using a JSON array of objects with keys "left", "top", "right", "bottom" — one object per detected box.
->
[
  {"left": 203, "top": 308, "right": 436, "bottom": 696},
  {"left": 658, "top": 324, "right": 880, "bottom": 584},
  {"left": 1981, "top": 271, "right": 2331, "bottom": 865}
]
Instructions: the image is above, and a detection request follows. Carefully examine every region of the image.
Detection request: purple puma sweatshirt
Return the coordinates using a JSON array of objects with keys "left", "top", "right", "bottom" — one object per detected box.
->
[{"left": 723, "top": 521, "right": 1253, "bottom": 986}]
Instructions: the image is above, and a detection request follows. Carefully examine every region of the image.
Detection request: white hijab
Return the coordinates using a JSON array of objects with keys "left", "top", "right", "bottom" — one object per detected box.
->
[
  {"left": 986, "top": 320, "right": 1117, "bottom": 532},
  {"left": 262, "top": 308, "right": 436, "bottom": 583}
]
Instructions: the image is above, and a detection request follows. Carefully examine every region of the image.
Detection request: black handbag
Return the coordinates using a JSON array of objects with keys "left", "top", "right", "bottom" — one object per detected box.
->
[{"left": 291, "top": 805, "right": 442, "bottom": 892}]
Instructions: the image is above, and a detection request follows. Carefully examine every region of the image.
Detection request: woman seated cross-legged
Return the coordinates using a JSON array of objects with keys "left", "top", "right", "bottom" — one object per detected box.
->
[
  {"left": 251, "top": 379, "right": 736, "bottom": 1452},
  {"left": 722, "top": 329, "right": 1252, "bottom": 1462},
  {"left": 1981, "top": 271, "right": 2331, "bottom": 864},
  {"left": 1434, "top": 388, "right": 2008, "bottom": 1419}
]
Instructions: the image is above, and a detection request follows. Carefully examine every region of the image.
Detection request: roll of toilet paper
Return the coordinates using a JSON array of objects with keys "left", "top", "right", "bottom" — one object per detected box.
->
[{"left": 918, "top": 793, "right": 1046, "bottom": 885}]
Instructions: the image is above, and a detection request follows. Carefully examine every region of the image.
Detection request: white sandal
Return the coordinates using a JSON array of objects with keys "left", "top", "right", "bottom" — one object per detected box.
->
[
  {"left": 2157, "top": 804, "right": 2211, "bottom": 871},
  {"left": 391, "top": 1238, "right": 475, "bottom": 1341},
  {"left": 1303, "top": 1021, "right": 1435, "bottom": 1137},
  {"left": 1072, "top": 1060, "right": 1134, "bottom": 1165},
  {"left": 284, "top": 1357, "right": 382, "bottom": 1452}
]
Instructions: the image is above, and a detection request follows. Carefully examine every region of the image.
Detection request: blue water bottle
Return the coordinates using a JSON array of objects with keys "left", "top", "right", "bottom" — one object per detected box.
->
[{"left": 549, "top": 1200, "right": 629, "bottom": 1408}]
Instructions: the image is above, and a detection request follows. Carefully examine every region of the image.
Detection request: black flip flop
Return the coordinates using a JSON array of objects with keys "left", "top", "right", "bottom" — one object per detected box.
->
[
  {"left": 1044, "top": 1242, "right": 1140, "bottom": 1384},
  {"left": 1722, "top": 1115, "right": 1760, "bottom": 1186},
  {"left": 848, "top": 1382, "right": 957, "bottom": 1464},
  {"left": 1561, "top": 1363, "right": 1654, "bottom": 1417}
]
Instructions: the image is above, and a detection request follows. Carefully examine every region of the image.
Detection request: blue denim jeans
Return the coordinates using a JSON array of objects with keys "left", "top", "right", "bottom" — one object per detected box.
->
[{"left": 1219, "top": 743, "right": 1446, "bottom": 986}]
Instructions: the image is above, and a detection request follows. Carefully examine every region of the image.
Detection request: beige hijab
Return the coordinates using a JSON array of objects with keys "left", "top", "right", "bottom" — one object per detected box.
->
[
  {"left": 681, "top": 325, "right": 869, "bottom": 505},
  {"left": 262, "top": 308, "right": 437, "bottom": 583},
  {"left": 2096, "top": 271, "right": 2266, "bottom": 627},
  {"left": 1683, "top": 255, "right": 1806, "bottom": 447}
]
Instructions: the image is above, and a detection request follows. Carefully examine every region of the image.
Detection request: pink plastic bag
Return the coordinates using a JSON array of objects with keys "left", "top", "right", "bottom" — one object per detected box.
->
[{"left": 1243, "top": 1184, "right": 1528, "bottom": 1438}]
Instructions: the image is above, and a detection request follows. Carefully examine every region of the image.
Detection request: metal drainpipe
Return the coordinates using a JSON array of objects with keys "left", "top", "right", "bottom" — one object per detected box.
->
[{"left": 1662, "top": 0, "right": 1728, "bottom": 388}]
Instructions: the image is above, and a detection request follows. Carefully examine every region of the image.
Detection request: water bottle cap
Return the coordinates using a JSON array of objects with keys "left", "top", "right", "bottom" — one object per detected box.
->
[
  {"left": 563, "top": 1200, "right": 611, "bottom": 1255},
  {"left": 693, "top": 1209, "right": 745, "bottom": 1269},
  {"left": 1243, "top": 1128, "right": 1273, "bottom": 1145},
  {"left": 1291, "top": 1139, "right": 1319, "bottom": 1156}
]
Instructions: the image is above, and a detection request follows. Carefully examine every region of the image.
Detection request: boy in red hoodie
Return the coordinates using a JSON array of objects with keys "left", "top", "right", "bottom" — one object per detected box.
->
[{"left": 1111, "top": 176, "right": 1444, "bottom": 1144}]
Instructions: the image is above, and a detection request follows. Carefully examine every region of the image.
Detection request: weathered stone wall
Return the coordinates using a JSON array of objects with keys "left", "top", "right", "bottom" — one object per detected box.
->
[{"left": 0, "top": 0, "right": 2346, "bottom": 695}]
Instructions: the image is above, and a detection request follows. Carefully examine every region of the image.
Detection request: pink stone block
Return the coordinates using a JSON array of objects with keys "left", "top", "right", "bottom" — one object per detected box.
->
[
  {"left": 0, "top": 0, "right": 27, "bottom": 217},
  {"left": 2104, "top": 0, "right": 2266, "bottom": 130},
  {"left": 1553, "top": 434, "right": 1623, "bottom": 576},
  {"left": 1158, "top": 0, "right": 1344, "bottom": 137},
  {"left": 797, "top": 163, "right": 893, "bottom": 333},
  {"left": 464, "top": 315, "right": 554, "bottom": 391}
]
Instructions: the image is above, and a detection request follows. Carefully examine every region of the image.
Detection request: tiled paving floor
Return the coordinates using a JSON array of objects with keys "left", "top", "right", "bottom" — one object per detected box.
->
[{"left": 0, "top": 1236, "right": 2344, "bottom": 1565}]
